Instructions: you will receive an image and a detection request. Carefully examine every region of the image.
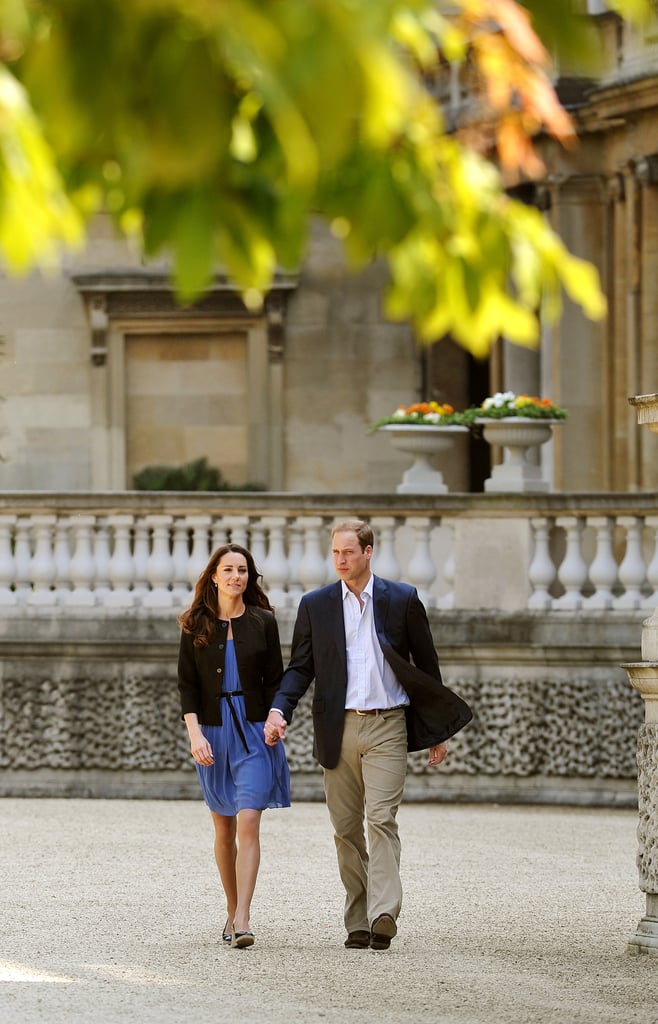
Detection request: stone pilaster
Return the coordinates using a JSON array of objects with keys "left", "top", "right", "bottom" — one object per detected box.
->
[
  {"left": 625, "top": 393, "right": 658, "bottom": 954},
  {"left": 625, "top": 667, "right": 658, "bottom": 954},
  {"left": 543, "top": 174, "right": 607, "bottom": 491}
]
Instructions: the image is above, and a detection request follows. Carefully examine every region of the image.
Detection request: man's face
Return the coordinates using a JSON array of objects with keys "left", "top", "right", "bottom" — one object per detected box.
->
[{"left": 332, "top": 530, "right": 372, "bottom": 586}]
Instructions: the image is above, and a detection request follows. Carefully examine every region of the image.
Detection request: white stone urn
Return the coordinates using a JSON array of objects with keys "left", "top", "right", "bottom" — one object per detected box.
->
[
  {"left": 475, "top": 417, "right": 562, "bottom": 493},
  {"left": 378, "top": 424, "right": 468, "bottom": 494}
]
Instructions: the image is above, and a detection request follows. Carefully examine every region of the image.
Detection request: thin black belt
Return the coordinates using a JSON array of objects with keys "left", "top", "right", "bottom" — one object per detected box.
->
[{"left": 220, "top": 689, "right": 250, "bottom": 754}]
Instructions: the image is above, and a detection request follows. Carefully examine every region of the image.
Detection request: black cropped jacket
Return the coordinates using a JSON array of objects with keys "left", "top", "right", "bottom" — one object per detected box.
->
[{"left": 177, "top": 606, "right": 283, "bottom": 726}]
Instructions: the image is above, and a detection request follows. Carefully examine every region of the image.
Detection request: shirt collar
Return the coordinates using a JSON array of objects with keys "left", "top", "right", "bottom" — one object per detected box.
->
[{"left": 340, "top": 574, "right": 374, "bottom": 601}]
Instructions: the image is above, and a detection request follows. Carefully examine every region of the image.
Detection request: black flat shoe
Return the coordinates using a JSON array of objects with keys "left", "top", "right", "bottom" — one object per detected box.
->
[
  {"left": 344, "top": 930, "right": 370, "bottom": 949},
  {"left": 222, "top": 919, "right": 232, "bottom": 944},
  {"left": 231, "top": 929, "right": 255, "bottom": 949}
]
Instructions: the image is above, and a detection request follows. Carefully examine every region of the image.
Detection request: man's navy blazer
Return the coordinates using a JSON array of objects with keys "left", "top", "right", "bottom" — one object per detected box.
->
[{"left": 272, "top": 576, "right": 473, "bottom": 769}]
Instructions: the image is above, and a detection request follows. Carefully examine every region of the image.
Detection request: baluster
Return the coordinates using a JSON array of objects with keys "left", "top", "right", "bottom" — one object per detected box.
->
[
  {"left": 186, "top": 516, "right": 212, "bottom": 590},
  {"left": 64, "top": 515, "right": 96, "bottom": 606},
  {"left": 53, "top": 517, "right": 72, "bottom": 600},
  {"left": 105, "top": 514, "right": 136, "bottom": 607},
  {"left": 325, "top": 526, "right": 335, "bottom": 583},
  {"left": 298, "top": 517, "right": 327, "bottom": 594},
  {"left": 643, "top": 516, "right": 658, "bottom": 611},
  {"left": 224, "top": 516, "right": 249, "bottom": 549},
  {"left": 262, "top": 517, "right": 290, "bottom": 608},
  {"left": 92, "top": 519, "right": 112, "bottom": 602},
  {"left": 170, "top": 518, "right": 191, "bottom": 606},
  {"left": 249, "top": 519, "right": 267, "bottom": 570},
  {"left": 371, "top": 517, "right": 401, "bottom": 581},
  {"left": 326, "top": 514, "right": 346, "bottom": 580},
  {"left": 405, "top": 517, "right": 436, "bottom": 608},
  {"left": 436, "top": 521, "right": 456, "bottom": 610},
  {"left": 211, "top": 520, "right": 230, "bottom": 553},
  {"left": 27, "top": 515, "right": 57, "bottom": 605},
  {"left": 131, "top": 519, "right": 150, "bottom": 605},
  {"left": 143, "top": 515, "right": 174, "bottom": 607},
  {"left": 615, "top": 515, "right": 646, "bottom": 609},
  {"left": 554, "top": 516, "right": 587, "bottom": 610},
  {"left": 584, "top": 516, "right": 617, "bottom": 610},
  {"left": 13, "top": 517, "right": 32, "bottom": 604},
  {"left": 0, "top": 515, "right": 17, "bottom": 605},
  {"left": 286, "top": 521, "right": 305, "bottom": 606},
  {"left": 528, "top": 517, "right": 555, "bottom": 609}
]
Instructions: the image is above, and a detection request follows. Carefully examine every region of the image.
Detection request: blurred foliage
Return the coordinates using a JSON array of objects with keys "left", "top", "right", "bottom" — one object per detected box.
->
[
  {"left": 0, "top": 0, "right": 651, "bottom": 356},
  {"left": 132, "top": 456, "right": 265, "bottom": 492}
]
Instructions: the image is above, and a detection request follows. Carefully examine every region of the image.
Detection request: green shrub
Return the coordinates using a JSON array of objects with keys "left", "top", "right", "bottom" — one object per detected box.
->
[{"left": 133, "top": 457, "right": 265, "bottom": 492}]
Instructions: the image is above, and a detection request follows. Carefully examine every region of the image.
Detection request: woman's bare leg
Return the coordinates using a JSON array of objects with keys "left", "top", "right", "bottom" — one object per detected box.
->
[
  {"left": 233, "top": 808, "right": 262, "bottom": 933},
  {"left": 210, "top": 812, "right": 237, "bottom": 926}
]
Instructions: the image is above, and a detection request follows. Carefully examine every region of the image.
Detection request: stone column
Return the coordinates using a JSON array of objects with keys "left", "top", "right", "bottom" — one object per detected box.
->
[{"left": 625, "top": 393, "right": 658, "bottom": 954}]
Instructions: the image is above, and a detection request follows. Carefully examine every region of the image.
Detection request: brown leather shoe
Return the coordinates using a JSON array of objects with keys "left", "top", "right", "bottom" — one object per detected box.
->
[
  {"left": 370, "top": 914, "right": 397, "bottom": 950},
  {"left": 344, "top": 930, "right": 370, "bottom": 949}
]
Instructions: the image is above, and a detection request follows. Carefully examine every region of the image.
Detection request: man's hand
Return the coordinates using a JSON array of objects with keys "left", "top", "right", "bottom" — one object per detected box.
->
[
  {"left": 428, "top": 741, "right": 448, "bottom": 766},
  {"left": 264, "top": 711, "right": 287, "bottom": 746}
]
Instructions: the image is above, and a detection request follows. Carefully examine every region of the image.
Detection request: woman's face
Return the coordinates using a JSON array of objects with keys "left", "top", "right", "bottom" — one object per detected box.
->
[{"left": 212, "top": 552, "right": 249, "bottom": 601}]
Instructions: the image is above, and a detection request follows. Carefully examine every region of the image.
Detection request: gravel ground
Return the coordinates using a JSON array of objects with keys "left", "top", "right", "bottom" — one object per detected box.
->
[{"left": 1, "top": 798, "right": 657, "bottom": 1024}]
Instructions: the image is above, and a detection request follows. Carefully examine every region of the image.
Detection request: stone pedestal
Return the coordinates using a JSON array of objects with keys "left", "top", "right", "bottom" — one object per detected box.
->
[
  {"left": 625, "top": 393, "right": 658, "bottom": 954},
  {"left": 377, "top": 424, "right": 468, "bottom": 494},
  {"left": 624, "top": 664, "right": 658, "bottom": 954}
]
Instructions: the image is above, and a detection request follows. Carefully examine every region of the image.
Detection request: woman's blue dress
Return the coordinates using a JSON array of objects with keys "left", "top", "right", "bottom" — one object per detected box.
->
[{"left": 195, "top": 640, "right": 290, "bottom": 815}]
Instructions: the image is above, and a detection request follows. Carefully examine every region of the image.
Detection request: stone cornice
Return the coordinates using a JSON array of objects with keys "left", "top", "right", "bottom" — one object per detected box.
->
[{"left": 575, "top": 74, "right": 658, "bottom": 133}]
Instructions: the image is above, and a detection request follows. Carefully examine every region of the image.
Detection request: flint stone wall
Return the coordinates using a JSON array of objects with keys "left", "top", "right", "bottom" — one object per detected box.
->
[{"left": 0, "top": 609, "right": 644, "bottom": 806}]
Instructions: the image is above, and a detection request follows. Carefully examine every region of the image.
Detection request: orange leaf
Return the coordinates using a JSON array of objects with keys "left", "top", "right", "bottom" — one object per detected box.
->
[{"left": 485, "top": 0, "right": 548, "bottom": 66}]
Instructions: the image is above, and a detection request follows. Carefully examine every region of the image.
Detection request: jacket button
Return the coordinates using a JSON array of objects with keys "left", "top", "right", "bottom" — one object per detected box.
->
[
  {"left": 218, "top": 643, "right": 224, "bottom": 650},
  {"left": 216, "top": 667, "right": 222, "bottom": 674}
]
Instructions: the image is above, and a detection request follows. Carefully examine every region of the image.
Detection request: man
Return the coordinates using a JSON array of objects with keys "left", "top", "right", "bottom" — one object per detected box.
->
[{"left": 264, "top": 519, "right": 472, "bottom": 951}]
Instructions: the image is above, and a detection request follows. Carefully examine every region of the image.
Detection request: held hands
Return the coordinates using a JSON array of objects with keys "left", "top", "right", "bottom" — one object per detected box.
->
[
  {"left": 428, "top": 741, "right": 448, "bottom": 767},
  {"left": 264, "top": 711, "right": 287, "bottom": 746}
]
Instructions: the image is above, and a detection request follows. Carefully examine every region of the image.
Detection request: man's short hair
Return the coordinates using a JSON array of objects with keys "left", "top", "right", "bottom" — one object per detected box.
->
[{"left": 331, "top": 519, "right": 374, "bottom": 551}]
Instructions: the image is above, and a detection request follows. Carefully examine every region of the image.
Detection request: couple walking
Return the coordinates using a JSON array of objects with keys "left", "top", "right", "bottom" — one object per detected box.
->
[{"left": 177, "top": 519, "right": 472, "bottom": 951}]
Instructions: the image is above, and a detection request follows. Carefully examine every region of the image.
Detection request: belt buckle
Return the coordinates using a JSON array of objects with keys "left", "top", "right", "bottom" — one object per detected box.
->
[{"left": 355, "top": 709, "right": 368, "bottom": 716}]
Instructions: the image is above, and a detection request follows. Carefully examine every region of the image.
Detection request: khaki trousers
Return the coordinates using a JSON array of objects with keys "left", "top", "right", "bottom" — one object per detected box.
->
[{"left": 322, "top": 709, "right": 408, "bottom": 933}]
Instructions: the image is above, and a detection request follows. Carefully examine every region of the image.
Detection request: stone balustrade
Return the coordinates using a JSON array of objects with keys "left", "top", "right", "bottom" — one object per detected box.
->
[
  {"left": 0, "top": 491, "right": 647, "bottom": 804},
  {"left": 0, "top": 491, "right": 656, "bottom": 612}
]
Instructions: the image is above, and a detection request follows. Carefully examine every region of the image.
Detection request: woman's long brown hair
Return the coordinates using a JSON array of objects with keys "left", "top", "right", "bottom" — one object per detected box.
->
[{"left": 178, "top": 543, "right": 273, "bottom": 647}]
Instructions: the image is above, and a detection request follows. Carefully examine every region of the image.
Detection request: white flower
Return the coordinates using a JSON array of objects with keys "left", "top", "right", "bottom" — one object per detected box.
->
[
  {"left": 426, "top": 412, "right": 441, "bottom": 424},
  {"left": 391, "top": 408, "right": 406, "bottom": 420},
  {"left": 483, "top": 391, "right": 515, "bottom": 410}
]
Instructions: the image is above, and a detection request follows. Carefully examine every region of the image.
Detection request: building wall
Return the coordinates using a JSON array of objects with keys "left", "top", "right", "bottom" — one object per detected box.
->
[
  {"left": 282, "top": 221, "right": 421, "bottom": 492},
  {"left": 0, "top": 15, "right": 657, "bottom": 494},
  {"left": 0, "top": 218, "right": 462, "bottom": 494}
]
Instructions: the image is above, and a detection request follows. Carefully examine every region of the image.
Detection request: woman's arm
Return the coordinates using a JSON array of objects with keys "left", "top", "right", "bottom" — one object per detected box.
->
[
  {"left": 177, "top": 630, "right": 205, "bottom": 718},
  {"left": 183, "top": 712, "right": 213, "bottom": 765}
]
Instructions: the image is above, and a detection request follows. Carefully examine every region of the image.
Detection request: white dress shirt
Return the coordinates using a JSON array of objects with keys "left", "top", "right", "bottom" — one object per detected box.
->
[{"left": 342, "top": 576, "right": 409, "bottom": 711}]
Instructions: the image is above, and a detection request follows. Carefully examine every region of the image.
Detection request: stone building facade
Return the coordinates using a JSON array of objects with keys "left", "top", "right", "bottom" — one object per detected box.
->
[{"left": 0, "top": 11, "right": 656, "bottom": 497}]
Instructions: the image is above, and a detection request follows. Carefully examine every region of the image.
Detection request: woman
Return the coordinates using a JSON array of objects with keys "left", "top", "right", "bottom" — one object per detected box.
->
[{"left": 177, "top": 543, "right": 290, "bottom": 949}]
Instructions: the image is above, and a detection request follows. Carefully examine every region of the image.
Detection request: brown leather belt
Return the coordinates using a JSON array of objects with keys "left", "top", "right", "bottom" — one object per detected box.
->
[{"left": 346, "top": 706, "right": 406, "bottom": 716}]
